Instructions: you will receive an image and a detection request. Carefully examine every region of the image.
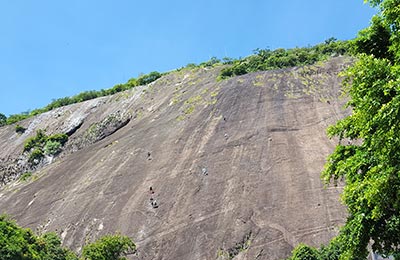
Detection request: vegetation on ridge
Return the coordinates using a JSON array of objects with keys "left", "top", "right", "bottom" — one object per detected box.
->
[
  {"left": 0, "top": 71, "right": 162, "bottom": 126},
  {"left": 218, "top": 38, "right": 349, "bottom": 80},
  {"left": 0, "top": 38, "right": 350, "bottom": 127}
]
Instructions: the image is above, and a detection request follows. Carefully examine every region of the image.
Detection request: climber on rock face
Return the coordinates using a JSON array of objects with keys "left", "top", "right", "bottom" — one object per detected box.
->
[{"left": 151, "top": 199, "right": 158, "bottom": 208}]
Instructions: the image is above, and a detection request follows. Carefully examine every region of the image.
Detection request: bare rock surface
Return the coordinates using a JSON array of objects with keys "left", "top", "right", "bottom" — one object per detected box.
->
[{"left": 0, "top": 57, "right": 352, "bottom": 259}]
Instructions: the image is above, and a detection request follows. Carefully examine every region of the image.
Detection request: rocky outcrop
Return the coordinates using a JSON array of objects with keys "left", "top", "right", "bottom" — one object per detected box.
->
[{"left": 68, "top": 110, "right": 132, "bottom": 151}]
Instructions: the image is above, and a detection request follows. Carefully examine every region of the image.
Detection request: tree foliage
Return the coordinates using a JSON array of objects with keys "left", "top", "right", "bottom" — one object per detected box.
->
[
  {"left": 0, "top": 215, "right": 77, "bottom": 260},
  {"left": 321, "top": 0, "right": 400, "bottom": 259},
  {"left": 0, "top": 113, "right": 6, "bottom": 126},
  {"left": 6, "top": 113, "right": 29, "bottom": 125},
  {"left": 43, "top": 141, "right": 62, "bottom": 156},
  {"left": 288, "top": 243, "right": 320, "bottom": 260},
  {"left": 352, "top": 15, "right": 392, "bottom": 59},
  {"left": 0, "top": 215, "right": 135, "bottom": 260},
  {"left": 286, "top": 0, "right": 400, "bottom": 259},
  {"left": 136, "top": 71, "right": 161, "bottom": 86},
  {"left": 81, "top": 235, "right": 135, "bottom": 260},
  {"left": 24, "top": 130, "right": 48, "bottom": 152}
]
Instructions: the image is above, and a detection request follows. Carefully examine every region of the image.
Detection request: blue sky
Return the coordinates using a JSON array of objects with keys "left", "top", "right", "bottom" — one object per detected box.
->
[{"left": 0, "top": 0, "right": 376, "bottom": 116}]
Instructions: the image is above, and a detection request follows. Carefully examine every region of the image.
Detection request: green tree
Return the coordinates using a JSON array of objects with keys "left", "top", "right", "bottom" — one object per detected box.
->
[
  {"left": 321, "top": 0, "right": 400, "bottom": 258},
  {"left": 0, "top": 113, "right": 6, "bottom": 126},
  {"left": 136, "top": 71, "right": 161, "bottom": 86},
  {"left": 0, "top": 215, "right": 136, "bottom": 260},
  {"left": 82, "top": 234, "right": 135, "bottom": 260},
  {"left": 37, "top": 233, "right": 78, "bottom": 260},
  {"left": 0, "top": 215, "right": 78, "bottom": 260},
  {"left": 0, "top": 215, "right": 77, "bottom": 260},
  {"left": 0, "top": 214, "right": 40, "bottom": 260},
  {"left": 288, "top": 243, "right": 320, "bottom": 260},
  {"left": 352, "top": 15, "right": 392, "bottom": 59},
  {"left": 6, "top": 114, "right": 29, "bottom": 125}
]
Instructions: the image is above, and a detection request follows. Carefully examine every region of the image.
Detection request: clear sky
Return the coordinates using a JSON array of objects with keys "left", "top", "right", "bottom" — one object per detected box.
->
[{"left": 0, "top": 0, "right": 376, "bottom": 116}]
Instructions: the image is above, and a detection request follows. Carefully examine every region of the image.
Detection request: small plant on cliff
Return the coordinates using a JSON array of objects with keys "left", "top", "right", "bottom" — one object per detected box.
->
[
  {"left": 19, "top": 172, "right": 32, "bottom": 182},
  {"left": 24, "top": 129, "right": 47, "bottom": 152},
  {"left": 47, "top": 133, "right": 69, "bottom": 146},
  {"left": 24, "top": 130, "right": 69, "bottom": 164},
  {"left": 15, "top": 124, "right": 26, "bottom": 134},
  {"left": 29, "top": 148, "right": 44, "bottom": 164},
  {"left": 44, "top": 140, "right": 62, "bottom": 155}
]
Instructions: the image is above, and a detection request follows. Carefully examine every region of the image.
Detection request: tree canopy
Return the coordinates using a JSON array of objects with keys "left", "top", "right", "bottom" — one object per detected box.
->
[
  {"left": 0, "top": 113, "right": 6, "bottom": 126},
  {"left": 0, "top": 215, "right": 135, "bottom": 260},
  {"left": 288, "top": 0, "right": 400, "bottom": 259}
]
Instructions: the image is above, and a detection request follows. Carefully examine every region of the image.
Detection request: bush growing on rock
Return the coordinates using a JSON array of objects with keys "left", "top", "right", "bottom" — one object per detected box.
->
[
  {"left": 47, "top": 133, "right": 69, "bottom": 146},
  {"left": 19, "top": 172, "right": 32, "bottom": 182},
  {"left": 24, "top": 129, "right": 47, "bottom": 152},
  {"left": 29, "top": 148, "right": 44, "bottom": 164},
  {"left": 24, "top": 130, "right": 69, "bottom": 164},
  {"left": 15, "top": 124, "right": 26, "bottom": 134},
  {"left": 44, "top": 140, "right": 62, "bottom": 155}
]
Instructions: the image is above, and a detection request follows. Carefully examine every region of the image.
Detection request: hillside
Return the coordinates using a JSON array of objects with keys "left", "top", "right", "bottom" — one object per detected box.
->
[{"left": 0, "top": 56, "right": 351, "bottom": 260}]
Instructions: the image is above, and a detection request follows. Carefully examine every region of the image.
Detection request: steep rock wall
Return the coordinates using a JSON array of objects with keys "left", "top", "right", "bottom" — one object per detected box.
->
[{"left": 0, "top": 57, "right": 352, "bottom": 259}]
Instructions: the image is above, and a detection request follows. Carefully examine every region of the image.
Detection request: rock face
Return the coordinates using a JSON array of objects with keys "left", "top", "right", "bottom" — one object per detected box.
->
[{"left": 0, "top": 57, "right": 351, "bottom": 259}]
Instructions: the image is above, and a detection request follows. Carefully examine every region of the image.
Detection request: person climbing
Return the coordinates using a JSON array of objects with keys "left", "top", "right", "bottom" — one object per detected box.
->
[{"left": 202, "top": 167, "right": 208, "bottom": 176}]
